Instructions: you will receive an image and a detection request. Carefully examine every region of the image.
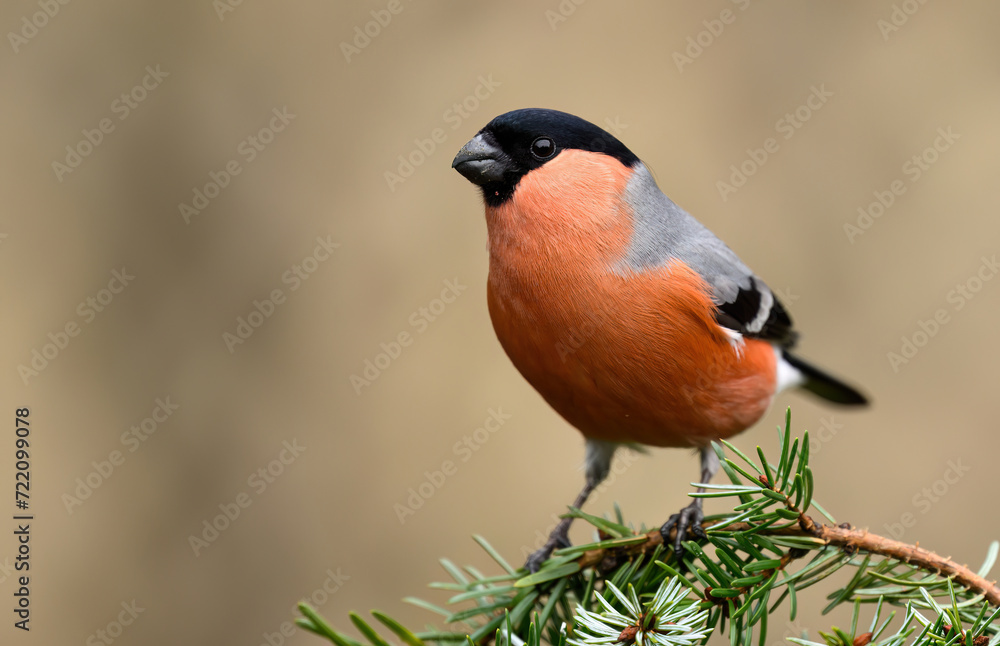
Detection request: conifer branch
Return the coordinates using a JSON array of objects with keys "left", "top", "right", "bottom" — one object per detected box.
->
[
  {"left": 297, "top": 409, "right": 1000, "bottom": 646},
  {"left": 581, "top": 521, "right": 1000, "bottom": 607}
]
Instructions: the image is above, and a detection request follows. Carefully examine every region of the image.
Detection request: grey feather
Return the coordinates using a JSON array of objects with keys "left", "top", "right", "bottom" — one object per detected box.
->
[{"left": 616, "top": 163, "right": 795, "bottom": 344}]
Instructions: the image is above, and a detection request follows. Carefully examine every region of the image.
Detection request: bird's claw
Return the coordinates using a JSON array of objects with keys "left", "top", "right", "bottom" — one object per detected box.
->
[
  {"left": 659, "top": 501, "right": 706, "bottom": 565},
  {"left": 524, "top": 528, "right": 572, "bottom": 573}
]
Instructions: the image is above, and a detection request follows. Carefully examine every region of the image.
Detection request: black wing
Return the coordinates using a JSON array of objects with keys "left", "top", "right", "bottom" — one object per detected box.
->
[{"left": 714, "top": 276, "right": 799, "bottom": 348}]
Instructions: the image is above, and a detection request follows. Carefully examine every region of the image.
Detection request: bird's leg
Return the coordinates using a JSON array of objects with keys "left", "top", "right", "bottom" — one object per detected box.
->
[
  {"left": 660, "top": 446, "right": 719, "bottom": 562},
  {"left": 525, "top": 439, "right": 616, "bottom": 573},
  {"left": 524, "top": 480, "right": 594, "bottom": 574}
]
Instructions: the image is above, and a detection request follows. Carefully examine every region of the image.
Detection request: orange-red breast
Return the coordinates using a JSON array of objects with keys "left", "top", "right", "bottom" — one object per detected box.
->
[{"left": 452, "top": 108, "right": 867, "bottom": 572}]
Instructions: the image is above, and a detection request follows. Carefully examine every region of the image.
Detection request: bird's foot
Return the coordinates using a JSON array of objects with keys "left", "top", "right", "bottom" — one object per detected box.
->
[
  {"left": 659, "top": 500, "right": 708, "bottom": 564},
  {"left": 524, "top": 524, "right": 572, "bottom": 573}
]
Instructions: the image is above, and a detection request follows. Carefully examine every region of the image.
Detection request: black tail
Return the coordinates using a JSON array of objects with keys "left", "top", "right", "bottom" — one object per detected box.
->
[{"left": 782, "top": 350, "right": 869, "bottom": 406}]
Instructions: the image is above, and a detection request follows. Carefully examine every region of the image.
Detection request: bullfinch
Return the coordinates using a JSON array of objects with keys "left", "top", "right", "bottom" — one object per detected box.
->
[{"left": 451, "top": 108, "right": 868, "bottom": 573}]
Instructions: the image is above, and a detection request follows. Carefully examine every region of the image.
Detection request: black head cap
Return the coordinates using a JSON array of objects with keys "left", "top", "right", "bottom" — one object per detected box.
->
[{"left": 452, "top": 109, "right": 640, "bottom": 207}]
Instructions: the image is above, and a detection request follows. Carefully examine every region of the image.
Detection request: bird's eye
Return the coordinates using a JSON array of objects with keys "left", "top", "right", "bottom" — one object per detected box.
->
[{"left": 530, "top": 137, "right": 556, "bottom": 159}]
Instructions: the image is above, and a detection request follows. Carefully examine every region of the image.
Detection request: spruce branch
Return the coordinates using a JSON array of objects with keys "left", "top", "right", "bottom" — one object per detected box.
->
[
  {"left": 576, "top": 520, "right": 1000, "bottom": 607},
  {"left": 297, "top": 408, "right": 1000, "bottom": 646}
]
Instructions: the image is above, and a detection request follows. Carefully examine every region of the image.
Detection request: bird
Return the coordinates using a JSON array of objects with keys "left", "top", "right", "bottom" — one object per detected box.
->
[{"left": 451, "top": 108, "right": 868, "bottom": 573}]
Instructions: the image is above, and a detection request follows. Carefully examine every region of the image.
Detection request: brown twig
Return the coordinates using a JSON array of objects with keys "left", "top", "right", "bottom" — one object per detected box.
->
[{"left": 576, "top": 518, "right": 1000, "bottom": 607}]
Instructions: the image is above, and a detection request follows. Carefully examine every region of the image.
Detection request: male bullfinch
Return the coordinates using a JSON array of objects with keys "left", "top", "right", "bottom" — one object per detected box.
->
[{"left": 451, "top": 108, "right": 868, "bottom": 573}]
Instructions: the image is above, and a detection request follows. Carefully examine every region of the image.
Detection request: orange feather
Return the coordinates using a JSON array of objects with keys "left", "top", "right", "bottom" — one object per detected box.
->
[{"left": 485, "top": 150, "right": 776, "bottom": 448}]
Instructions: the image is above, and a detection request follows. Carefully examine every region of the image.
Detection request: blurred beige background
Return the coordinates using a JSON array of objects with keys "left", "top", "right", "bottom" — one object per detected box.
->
[{"left": 2, "top": 1, "right": 999, "bottom": 644}]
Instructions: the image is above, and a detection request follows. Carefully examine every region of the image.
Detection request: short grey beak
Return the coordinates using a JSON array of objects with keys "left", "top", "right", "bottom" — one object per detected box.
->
[{"left": 452, "top": 134, "right": 506, "bottom": 185}]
